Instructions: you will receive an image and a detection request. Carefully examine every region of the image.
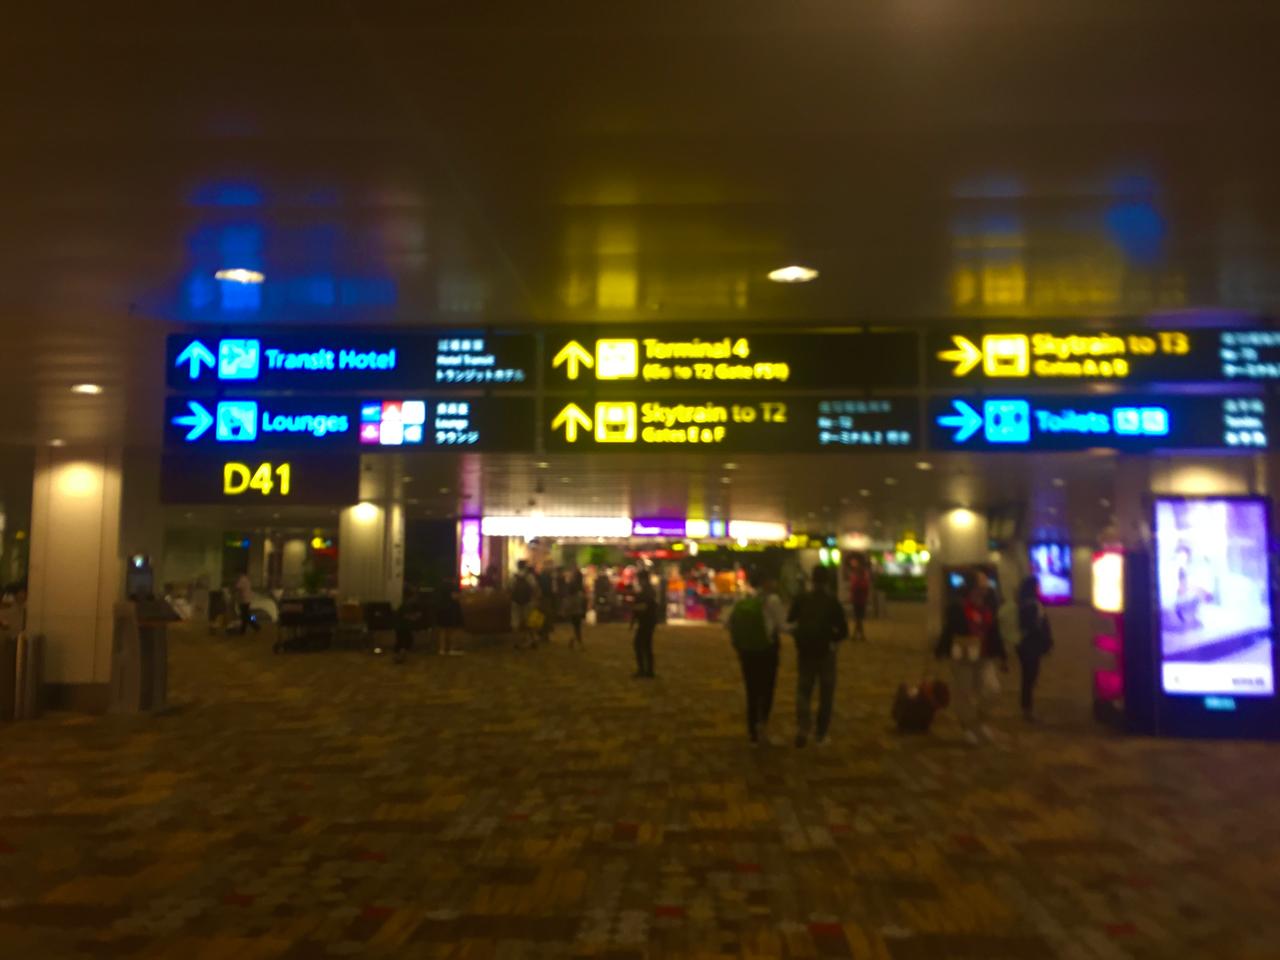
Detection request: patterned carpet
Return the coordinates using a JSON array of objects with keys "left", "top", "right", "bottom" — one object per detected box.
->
[{"left": 2, "top": 607, "right": 1280, "bottom": 959}]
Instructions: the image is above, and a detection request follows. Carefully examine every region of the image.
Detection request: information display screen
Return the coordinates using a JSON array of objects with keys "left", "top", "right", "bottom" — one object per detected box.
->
[
  {"left": 1029, "top": 542, "right": 1072, "bottom": 604},
  {"left": 1154, "top": 497, "right": 1274, "bottom": 697},
  {"left": 166, "top": 331, "right": 537, "bottom": 391},
  {"left": 928, "top": 328, "right": 1280, "bottom": 386},
  {"left": 928, "top": 394, "right": 1270, "bottom": 452},
  {"left": 543, "top": 396, "right": 920, "bottom": 453},
  {"left": 165, "top": 395, "right": 536, "bottom": 452},
  {"left": 160, "top": 453, "right": 361, "bottom": 505},
  {"left": 544, "top": 328, "right": 919, "bottom": 392}
]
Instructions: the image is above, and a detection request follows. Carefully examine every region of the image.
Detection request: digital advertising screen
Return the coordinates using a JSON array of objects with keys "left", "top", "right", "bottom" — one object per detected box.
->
[
  {"left": 1154, "top": 497, "right": 1275, "bottom": 697},
  {"left": 1029, "top": 542, "right": 1073, "bottom": 604}
]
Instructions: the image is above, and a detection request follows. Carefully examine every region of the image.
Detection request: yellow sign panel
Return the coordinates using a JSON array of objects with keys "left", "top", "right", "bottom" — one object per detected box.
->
[
  {"left": 551, "top": 335, "right": 791, "bottom": 384},
  {"left": 223, "top": 462, "right": 292, "bottom": 497},
  {"left": 594, "top": 401, "right": 638, "bottom": 442},
  {"left": 938, "top": 331, "right": 1192, "bottom": 380},
  {"left": 596, "top": 339, "right": 639, "bottom": 379}
]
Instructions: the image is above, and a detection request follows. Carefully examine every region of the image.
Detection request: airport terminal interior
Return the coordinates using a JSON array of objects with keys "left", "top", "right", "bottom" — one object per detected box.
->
[{"left": 5, "top": 3, "right": 1280, "bottom": 958}]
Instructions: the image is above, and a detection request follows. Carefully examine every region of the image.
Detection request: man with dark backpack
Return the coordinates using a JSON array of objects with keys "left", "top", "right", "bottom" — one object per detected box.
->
[
  {"left": 789, "top": 566, "right": 849, "bottom": 747},
  {"left": 726, "top": 571, "right": 787, "bottom": 744}
]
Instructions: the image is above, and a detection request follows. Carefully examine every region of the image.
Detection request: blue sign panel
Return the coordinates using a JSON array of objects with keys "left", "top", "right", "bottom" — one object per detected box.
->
[
  {"left": 165, "top": 396, "right": 536, "bottom": 452},
  {"left": 166, "top": 331, "right": 536, "bottom": 391},
  {"left": 928, "top": 394, "right": 1271, "bottom": 452}
]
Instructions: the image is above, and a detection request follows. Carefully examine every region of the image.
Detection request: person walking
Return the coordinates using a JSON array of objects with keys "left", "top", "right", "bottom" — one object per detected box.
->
[
  {"left": 562, "top": 566, "right": 587, "bottom": 649},
  {"left": 631, "top": 573, "right": 659, "bottom": 678},
  {"left": 234, "top": 572, "right": 260, "bottom": 635},
  {"left": 511, "top": 561, "right": 538, "bottom": 650},
  {"left": 936, "top": 572, "right": 1007, "bottom": 744},
  {"left": 789, "top": 566, "right": 849, "bottom": 747},
  {"left": 849, "top": 558, "right": 872, "bottom": 642},
  {"left": 1016, "top": 575, "right": 1053, "bottom": 721},
  {"left": 727, "top": 571, "right": 787, "bottom": 744}
]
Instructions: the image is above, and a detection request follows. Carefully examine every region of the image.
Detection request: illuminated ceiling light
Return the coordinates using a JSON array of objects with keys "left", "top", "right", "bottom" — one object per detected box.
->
[
  {"left": 1052, "top": 477, "right": 1066, "bottom": 488},
  {"left": 71, "top": 383, "right": 102, "bottom": 395},
  {"left": 859, "top": 489, "right": 871, "bottom": 497},
  {"left": 722, "top": 462, "right": 739, "bottom": 470},
  {"left": 214, "top": 268, "right": 265, "bottom": 284},
  {"left": 767, "top": 265, "right": 819, "bottom": 284},
  {"left": 884, "top": 477, "right": 898, "bottom": 486},
  {"left": 916, "top": 461, "right": 933, "bottom": 471},
  {"left": 536, "top": 461, "right": 551, "bottom": 469},
  {"left": 48, "top": 438, "right": 65, "bottom": 447},
  {"left": 720, "top": 476, "right": 731, "bottom": 484},
  {"left": 560, "top": 477, "right": 571, "bottom": 484}
]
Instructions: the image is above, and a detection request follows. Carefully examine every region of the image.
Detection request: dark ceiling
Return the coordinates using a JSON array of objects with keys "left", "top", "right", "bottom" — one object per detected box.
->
[{"left": 0, "top": 1, "right": 1276, "bottom": 525}]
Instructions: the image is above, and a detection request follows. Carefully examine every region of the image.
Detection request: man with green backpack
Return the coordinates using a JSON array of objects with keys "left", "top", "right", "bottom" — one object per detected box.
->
[{"left": 727, "top": 571, "right": 788, "bottom": 744}]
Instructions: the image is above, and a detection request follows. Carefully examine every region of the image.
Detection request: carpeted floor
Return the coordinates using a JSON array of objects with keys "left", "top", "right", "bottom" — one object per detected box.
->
[{"left": 2, "top": 606, "right": 1279, "bottom": 958}]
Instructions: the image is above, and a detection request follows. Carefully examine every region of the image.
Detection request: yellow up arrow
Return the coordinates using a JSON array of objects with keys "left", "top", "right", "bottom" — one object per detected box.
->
[
  {"left": 551, "top": 402, "right": 592, "bottom": 442},
  {"left": 552, "top": 340, "right": 594, "bottom": 379},
  {"left": 938, "top": 335, "right": 983, "bottom": 377}
]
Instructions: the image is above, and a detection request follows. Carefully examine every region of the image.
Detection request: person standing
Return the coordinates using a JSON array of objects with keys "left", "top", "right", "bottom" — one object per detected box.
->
[
  {"left": 789, "top": 566, "right": 849, "bottom": 747},
  {"left": 436, "top": 578, "right": 465, "bottom": 656},
  {"left": 511, "top": 561, "right": 538, "bottom": 650},
  {"left": 235, "top": 572, "right": 260, "bottom": 635},
  {"left": 393, "top": 585, "right": 429, "bottom": 664},
  {"left": 1016, "top": 575, "right": 1053, "bottom": 722},
  {"left": 727, "top": 571, "right": 787, "bottom": 744},
  {"left": 849, "top": 559, "right": 872, "bottom": 642},
  {"left": 631, "top": 573, "right": 658, "bottom": 679},
  {"left": 936, "top": 572, "right": 1007, "bottom": 744},
  {"left": 536, "top": 563, "right": 557, "bottom": 645}
]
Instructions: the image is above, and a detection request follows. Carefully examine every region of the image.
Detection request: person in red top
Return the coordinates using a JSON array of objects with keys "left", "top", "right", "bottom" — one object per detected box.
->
[
  {"left": 936, "top": 570, "right": 1006, "bottom": 745},
  {"left": 849, "top": 558, "right": 872, "bottom": 642}
]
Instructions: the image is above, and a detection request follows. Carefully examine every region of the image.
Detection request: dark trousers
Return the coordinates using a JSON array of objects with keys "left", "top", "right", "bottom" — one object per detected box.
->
[
  {"left": 736, "top": 645, "right": 779, "bottom": 739},
  {"left": 633, "top": 624, "right": 655, "bottom": 676},
  {"left": 238, "top": 602, "right": 259, "bottom": 634},
  {"left": 1019, "top": 649, "right": 1042, "bottom": 713},
  {"left": 852, "top": 602, "right": 867, "bottom": 640},
  {"left": 796, "top": 647, "right": 838, "bottom": 739}
]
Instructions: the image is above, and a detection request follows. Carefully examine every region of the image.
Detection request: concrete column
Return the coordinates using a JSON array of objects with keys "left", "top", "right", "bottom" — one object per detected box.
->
[
  {"left": 281, "top": 538, "right": 307, "bottom": 591},
  {"left": 924, "top": 506, "right": 990, "bottom": 640},
  {"left": 26, "top": 446, "right": 123, "bottom": 709},
  {"left": 337, "top": 501, "right": 405, "bottom": 605}
]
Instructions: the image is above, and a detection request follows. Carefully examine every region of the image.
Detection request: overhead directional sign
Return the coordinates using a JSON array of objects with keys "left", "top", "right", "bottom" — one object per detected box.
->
[
  {"left": 928, "top": 394, "right": 1272, "bottom": 452},
  {"left": 167, "top": 331, "right": 537, "bottom": 391},
  {"left": 545, "top": 396, "right": 919, "bottom": 452},
  {"left": 545, "top": 329, "right": 920, "bottom": 390},
  {"left": 165, "top": 396, "right": 535, "bottom": 452},
  {"left": 160, "top": 453, "right": 361, "bottom": 505},
  {"left": 929, "top": 328, "right": 1280, "bottom": 385}
]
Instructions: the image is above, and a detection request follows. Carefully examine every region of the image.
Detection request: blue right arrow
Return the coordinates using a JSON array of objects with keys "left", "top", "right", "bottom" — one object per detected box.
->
[
  {"left": 172, "top": 400, "right": 214, "bottom": 441},
  {"left": 937, "top": 399, "right": 983, "bottom": 443},
  {"left": 175, "top": 340, "right": 216, "bottom": 379}
]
